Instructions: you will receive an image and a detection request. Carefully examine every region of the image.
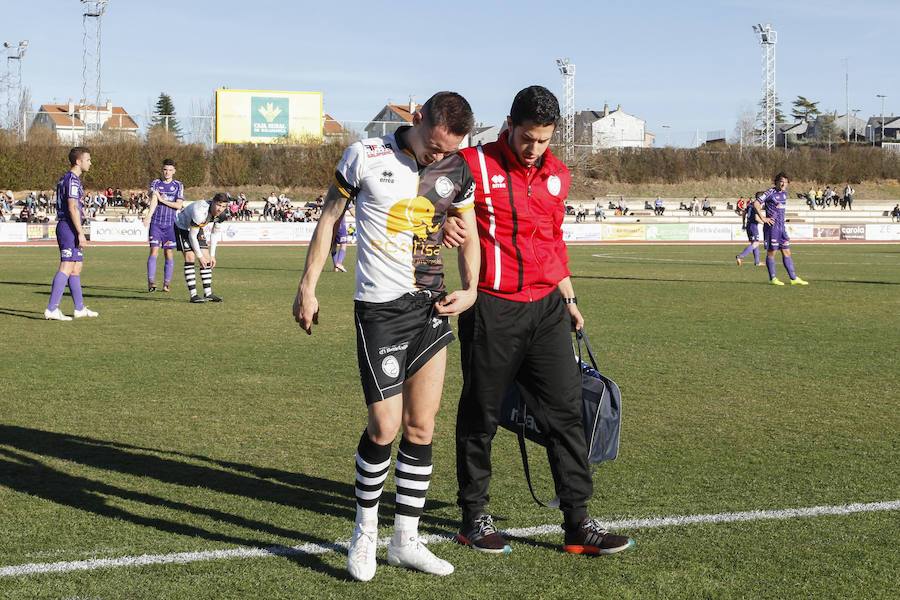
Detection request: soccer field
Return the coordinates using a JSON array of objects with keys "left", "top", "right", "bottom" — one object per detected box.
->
[{"left": 1, "top": 244, "right": 898, "bottom": 599}]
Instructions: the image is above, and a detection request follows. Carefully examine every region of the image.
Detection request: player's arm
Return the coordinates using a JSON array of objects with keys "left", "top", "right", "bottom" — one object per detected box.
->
[
  {"left": 753, "top": 195, "right": 774, "bottom": 225},
  {"left": 557, "top": 276, "right": 583, "bottom": 331},
  {"left": 189, "top": 225, "right": 210, "bottom": 267},
  {"left": 67, "top": 197, "right": 87, "bottom": 247},
  {"left": 436, "top": 207, "right": 479, "bottom": 316},
  {"left": 293, "top": 184, "right": 349, "bottom": 334},
  {"left": 144, "top": 189, "right": 159, "bottom": 226},
  {"left": 158, "top": 183, "right": 185, "bottom": 211}
]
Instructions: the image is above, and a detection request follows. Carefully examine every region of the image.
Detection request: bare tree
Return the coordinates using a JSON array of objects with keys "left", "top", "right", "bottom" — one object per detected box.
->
[{"left": 730, "top": 105, "right": 756, "bottom": 147}]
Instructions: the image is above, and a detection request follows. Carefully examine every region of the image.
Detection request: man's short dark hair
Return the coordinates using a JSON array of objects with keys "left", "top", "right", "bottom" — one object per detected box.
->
[
  {"left": 68, "top": 146, "right": 90, "bottom": 166},
  {"left": 420, "top": 91, "right": 474, "bottom": 136},
  {"left": 163, "top": 158, "right": 176, "bottom": 167},
  {"left": 774, "top": 171, "right": 790, "bottom": 183},
  {"left": 212, "top": 192, "right": 229, "bottom": 203},
  {"left": 509, "top": 86, "right": 560, "bottom": 127}
]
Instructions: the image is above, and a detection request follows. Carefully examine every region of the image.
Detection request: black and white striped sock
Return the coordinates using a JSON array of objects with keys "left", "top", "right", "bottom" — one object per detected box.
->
[
  {"left": 184, "top": 264, "right": 197, "bottom": 297},
  {"left": 393, "top": 437, "right": 432, "bottom": 542},
  {"left": 354, "top": 429, "right": 392, "bottom": 527},
  {"left": 200, "top": 267, "right": 212, "bottom": 296}
]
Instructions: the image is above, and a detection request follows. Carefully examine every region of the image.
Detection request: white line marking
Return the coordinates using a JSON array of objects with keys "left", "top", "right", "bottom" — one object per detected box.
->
[
  {"left": 2, "top": 499, "right": 897, "bottom": 578},
  {"left": 591, "top": 253, "right": 894, "bottom": 267}
]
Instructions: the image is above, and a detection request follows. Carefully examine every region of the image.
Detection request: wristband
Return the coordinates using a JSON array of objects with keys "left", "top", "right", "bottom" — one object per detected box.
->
[{"left": 563, "top": 297, "right": 577, "bottom": 305}]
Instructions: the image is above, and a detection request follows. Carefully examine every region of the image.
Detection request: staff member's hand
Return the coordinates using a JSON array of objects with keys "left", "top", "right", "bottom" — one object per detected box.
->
[
  {"left": 435, "top": 288, "right": 476, "bottom": 316},
  {"left": 442, "top": 215, "right": 466, "bottom": 248},
  {"left": 567, "top": 303, "right": 584, "bottom": 331}
]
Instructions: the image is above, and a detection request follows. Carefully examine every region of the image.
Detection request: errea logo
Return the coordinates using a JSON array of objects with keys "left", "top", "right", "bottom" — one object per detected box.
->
[
  {"left": 491, "top": 174, "right": 506, "bottom": 189},
  {"left": 380, "top": 170, "right": 395, "bottom": 184}
]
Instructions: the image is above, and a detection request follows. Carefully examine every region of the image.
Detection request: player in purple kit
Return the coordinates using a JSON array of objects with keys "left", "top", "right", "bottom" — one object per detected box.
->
[
  {"left": 331, "top": 208, "right": 352, "bottom": 272},
  {"left": 143, "top": 159, "right": 185, "bottom": 292},
  {"left": 735, "top": 192, "right": 765, "bottom": 267},
  {"left": 44, "top": 146, "right": 99, "bottom": 321},
  {"left": 753, "top": 172, "right": 808, "bottom": 286}
]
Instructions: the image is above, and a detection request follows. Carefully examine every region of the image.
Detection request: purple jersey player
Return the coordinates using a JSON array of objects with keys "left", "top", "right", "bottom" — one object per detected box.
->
[
  {"left": 331, "top": 204, "right": 354, "bottom": 272},
  {"left": 143, "top": 159, "right": 185, "bottom": 292},
  {"left": 735, "top": 192, "right": 765, "bottom": 267},
  {"left": 753, "top": 172, "right": 808, "bottom": 286},
  {"left": 44, "top": 146, "right": 99, "bottom": 321}
]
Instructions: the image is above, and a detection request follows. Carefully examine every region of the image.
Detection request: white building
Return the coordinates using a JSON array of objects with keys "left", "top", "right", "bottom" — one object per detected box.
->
[
  {"left": 31, "top": 101, "right": 139, "bottom": 144},
  {"left": 575, "top": 104, "right": 649, "bottom": 151}
]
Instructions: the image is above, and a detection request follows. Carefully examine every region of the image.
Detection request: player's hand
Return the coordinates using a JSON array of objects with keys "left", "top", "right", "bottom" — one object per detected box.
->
[
  {"left": 763, "top": 217, "right": 774, "bottom": 225},
  {"left": 77, "top": 233, "right": 88, "bottom": 248},
  {"left": 142, "top": 217, "right": 150, "bottom": 228},
  {"left": 434, "top": 289, "right": 476, "bottom": 316},
  {"left": 210, "top": 256, "right": 217, "bottom": 268},
  {"left": 567, "top": 303, "right": 584, "bottom": 331},
  {"left": 200, "top": 256, "right": 211, "bottom": 268},
  {"left": 293, "top": 289, "right": 319, "bottom": 334},
  {"left": 442, "top": 215, "right": 466, "bottom": 248}
]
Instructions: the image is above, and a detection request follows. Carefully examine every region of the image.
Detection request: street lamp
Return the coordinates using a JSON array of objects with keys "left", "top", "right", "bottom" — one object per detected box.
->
[
  {"left": 661, "top": 124, "right": 671, "bottom": 147},
  {"left": 876, "top": 94, "right": 886, "bottom": 146}
]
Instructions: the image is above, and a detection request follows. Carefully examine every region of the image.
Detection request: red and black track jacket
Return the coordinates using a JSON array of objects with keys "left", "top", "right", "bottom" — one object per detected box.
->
[{"left": 458, "top": 132, "right": 571, "bottom": 303}]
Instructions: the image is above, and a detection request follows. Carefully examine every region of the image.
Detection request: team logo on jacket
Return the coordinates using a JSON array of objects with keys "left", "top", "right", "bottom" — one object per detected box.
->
[
  {"left": 547, "top": 175, "right": 562, "bottom": 196},
  {"left": 386, "top": 196, "right": 439, "bottom": 238},
  {"left": 435, "top": 176, "right": 453, "bottom": 198},
  {"left": 491, "top": 174, "right": 506, "bottom": 189},
  {"left": 381, "top": 355, "right": 400, "bottom": 378}
]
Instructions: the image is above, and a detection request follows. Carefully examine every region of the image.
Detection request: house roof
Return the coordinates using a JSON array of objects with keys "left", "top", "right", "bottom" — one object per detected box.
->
[
  {"left": 779, "top": 121, "right": 808, "bottom": 134},
  {"left": 866, "top": 115, "right": 900, "bottom": 129},
  {"left": 385, "top": 103, "right": 422, "bottom": 123},
  {"left": 323, "top": 113, "right": 345, "bottom": 135},
  {"left": 37, "top": 104, "right": 139, "bottom": 130}
]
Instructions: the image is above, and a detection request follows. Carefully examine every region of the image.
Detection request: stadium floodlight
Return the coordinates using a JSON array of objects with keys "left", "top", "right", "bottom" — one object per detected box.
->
[
  {"left": 556, "top": 57, "right": 575, "bottom": 164},
  {"left": 82, "top": 1, "right": 110, "bottom": 112},
  {"left": 876, "top": 94, "right": 886, "bottom": 146},
  {"left": 4, "top": 40, "right": 28, "bottom": 131},
  {"left": 752, "top": 23, "right": 777, "bottom": 149}
]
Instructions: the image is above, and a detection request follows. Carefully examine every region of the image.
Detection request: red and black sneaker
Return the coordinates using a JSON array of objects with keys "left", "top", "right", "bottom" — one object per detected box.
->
[
  {"left": 455, "top": 514, "right": 511, "bottom": 554},
  {"left": 563, "top": 518, "right": 634, "bottom": 556}
]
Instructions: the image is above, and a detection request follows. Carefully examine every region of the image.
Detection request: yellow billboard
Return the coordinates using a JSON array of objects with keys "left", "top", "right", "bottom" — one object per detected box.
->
[{"left": 215, "top": 89, "right": 323, "bottom": 144}]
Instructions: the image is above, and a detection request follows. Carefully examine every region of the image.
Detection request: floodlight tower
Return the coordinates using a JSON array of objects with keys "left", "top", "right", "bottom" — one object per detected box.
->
[
  {"left": 556, "top": 57, "right": 575, "bottom": 164},
  {"left": 81, "top": 0, "right": 109, "bottom": 110},
  {"left": 752, "top": 23, "right": 777, "bottom": 148},
  {"left": 3, "top": 40, "right": 28, "bottom": 130}
]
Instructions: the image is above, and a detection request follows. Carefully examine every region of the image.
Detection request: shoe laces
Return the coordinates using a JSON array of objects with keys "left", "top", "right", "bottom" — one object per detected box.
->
[
  {"left": 473, "top": 514, "right": 498, "bottom": 536},
  {"left": 581, "top": 518, "right": 609, "bottom": 538},
  {"left": 351, "top": 528, "right": 377, "bottom": 560}
]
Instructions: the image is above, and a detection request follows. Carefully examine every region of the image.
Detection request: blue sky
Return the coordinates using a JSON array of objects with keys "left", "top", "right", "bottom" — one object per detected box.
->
[{"left": 3, "top": 0, "right": 898, "bottom": 145}]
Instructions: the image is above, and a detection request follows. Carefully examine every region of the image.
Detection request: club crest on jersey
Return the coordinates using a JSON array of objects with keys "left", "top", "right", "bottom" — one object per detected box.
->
[
  {"left": 547, "top": 175, "right": 562, "bottom": 196},
  {"left": 435, "top": 176, "right": 454, "bottom": 198},
  {"left": 381, "top": 355, "right": 400, "bottom": 378},
  {"left": 491, "top": 174, "right": 506, "bottom": 189},
  {"left": 386, "top": 196, "right": 439, "bottom": 239}
]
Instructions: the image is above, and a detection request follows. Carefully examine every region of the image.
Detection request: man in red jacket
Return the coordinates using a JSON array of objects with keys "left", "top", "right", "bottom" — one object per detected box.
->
[{"left": 450, "top": 86, "right": 634, "bottom": 556}]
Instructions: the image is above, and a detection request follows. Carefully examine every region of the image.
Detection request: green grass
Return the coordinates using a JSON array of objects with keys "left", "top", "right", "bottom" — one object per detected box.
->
[{"left": 0, "top": 244, "right": 898, "bottom": 599}]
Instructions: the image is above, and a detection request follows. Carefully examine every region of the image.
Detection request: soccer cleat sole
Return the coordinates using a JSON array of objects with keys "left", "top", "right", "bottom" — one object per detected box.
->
[
  {"left": 562, "top": 539, "right": 635, "bottom": 556},
  {"left": 454, "top": 533, "right": 512, "bottom": 554}
]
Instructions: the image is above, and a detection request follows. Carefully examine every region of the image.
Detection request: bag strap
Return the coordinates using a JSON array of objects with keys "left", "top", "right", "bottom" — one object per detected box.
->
[
  {"left": 576, "top": 329, "right": 600, "bottom": 371},
  {"left": 514, "top": 407, "right": 550, "bottom": 508}
]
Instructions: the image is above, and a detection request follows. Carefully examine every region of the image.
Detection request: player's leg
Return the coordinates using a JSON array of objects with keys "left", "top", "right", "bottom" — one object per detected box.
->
[
  {"left": 183, "top": 250, "right": 201, "bottom": 301},
  {"left": 162, "top": 247, "right": 175, "bottom": 292},
  {"left": 69, "top": 260, "right": 97, "bottom": 318},
  {"left": 752, "top": 241, "right": 761, "bottom": 266},
  {"left": 781, "top": 247, "right": 807, "bottom": 285},
  {"left": 147, "top": 244, "right": 159, "bottom": 291},
  {"left": 763, "top": 226, "right": 782, "bottom": 284},
  {"left": 199, "top": 249, "right": 221, "bottom": 302},
  {"left": 46, "top": 223, "right": 81, "bottom": 320}
]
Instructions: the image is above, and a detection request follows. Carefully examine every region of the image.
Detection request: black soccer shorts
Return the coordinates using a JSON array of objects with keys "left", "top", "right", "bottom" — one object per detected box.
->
[{"left": 354, "top": 290, "right": 454, "bottom": 405}]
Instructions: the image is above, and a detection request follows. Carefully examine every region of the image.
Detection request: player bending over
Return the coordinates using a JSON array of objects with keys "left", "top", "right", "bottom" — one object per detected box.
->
[{"left": 174, "top": 193, "right": 229, "bottom": 303}]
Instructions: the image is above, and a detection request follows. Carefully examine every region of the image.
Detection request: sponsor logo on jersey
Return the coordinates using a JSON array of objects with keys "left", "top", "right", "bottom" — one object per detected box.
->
[
  {"left": 365, "top": 143, "right": 394, "bottom": 158},
  {"left": 547, "top": 175, "right": 562, "bottom": 196},
  {"left": 386, "top": 196, "right": 439, "bottom": 239},
  {"left": 378, "top": 341, "right": 409, "bottom": 355},
  {"left": 435, "top": 176, "right": 454, "bottom": 198},
  {"left": 381, "top": 355, "right": 400, "bottom": 378},
  {"left": 380, "top": 170, "right": 395, "bottom": 184},
  {"left": 431, "top": 317, "right": 442, "bottom": 329},
  {"left": 490, "top": 174, "right": 506, "bottom": 189}
]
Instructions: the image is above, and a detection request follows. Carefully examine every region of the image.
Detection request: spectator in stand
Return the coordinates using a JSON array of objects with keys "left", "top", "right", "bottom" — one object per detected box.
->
[
  {"left": 702, "top": 197, "right": 714, "bottom": 216},
  {"left": 843, "top": 183, "right": 854, "bottom": 210},
  {"left": 618, "top": 195, "right": 630, "bottom": 216},
  {"left": 691, "top": 196, "right": 701, "bottom": 216},
  {"left": 594, "top": 200, "right": 604, "bottom": 221},
  {"left": 25, "top": 192, "right": 36, "bottom": 214},
  {"left": 891, "top": 204, "right": 900, "bottom": 223},
  {"left": 654, "top": 196, "right": 665, "bottom": 216},
  {"left": 228, "top": 196, "right": 240, "bottom": 221},
  {"left": 0, "top": 194, "right": 12, "bottom": 221},
  {"left": 823, "top": 186, "right": 834, "bottom": 207}
]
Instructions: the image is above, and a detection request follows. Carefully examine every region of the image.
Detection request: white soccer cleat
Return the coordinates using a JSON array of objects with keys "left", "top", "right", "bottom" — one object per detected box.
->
[
  {"left": 74, "top": 307, "right": 99, "bottom": 318},
  {"left": 44, "top": 308, "right": 73, "bottom": 321},
  {"left": 347, "top": 523, "right": 378, "bottom": 582},
  {"left": 387, "top": 535, "right": 454, "bottom": 576}
]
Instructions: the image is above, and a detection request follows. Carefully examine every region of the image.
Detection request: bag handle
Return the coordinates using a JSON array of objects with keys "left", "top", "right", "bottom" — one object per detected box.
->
[
  {"left": 515, "top": 412, "right": 551, "bottom": 508},
  {"left": 576, "top": 329, "right": 600, "bottom": 372}
]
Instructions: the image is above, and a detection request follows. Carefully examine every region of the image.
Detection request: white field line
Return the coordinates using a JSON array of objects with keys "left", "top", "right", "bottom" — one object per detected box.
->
[
  {"left": 590, "top": 253, "right": 891, "bottom": 267},
  {"left": 2, "top": 499, "right": 897, "bottom": 578}
]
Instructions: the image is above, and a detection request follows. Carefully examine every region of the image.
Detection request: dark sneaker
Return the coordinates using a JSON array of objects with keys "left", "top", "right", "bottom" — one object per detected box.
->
[
  {"left": 455, "top": 514, "right": 511, "bottom": 554},
  {"left": 563, "top": 518, "right": 634, "bottom": 556},
  {"left": 148, "top": 282, "right": 157, "bottom": 292},
  {"left": 204, "top": 294, "right": 223, "bottom": 303},
  {"left": 190, "top": 295, "right": 206, "bottom": 303}
]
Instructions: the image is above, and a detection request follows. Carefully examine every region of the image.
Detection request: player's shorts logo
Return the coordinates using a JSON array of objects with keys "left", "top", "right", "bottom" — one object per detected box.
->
[
  {"left": 381, "top": 355, "right": 400, "bottom": 378},
  {"left": 547, "top": 175, "right": 562, "bottom": 196},
  {"left": 386, "top": 196, "right": 438, "bottom": 239},
  {"left": 435, "top": 176, "right": 454, "bottom": 198},
  {"left": 61, "top": 249, "right": 72, "bottom": 258}
]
